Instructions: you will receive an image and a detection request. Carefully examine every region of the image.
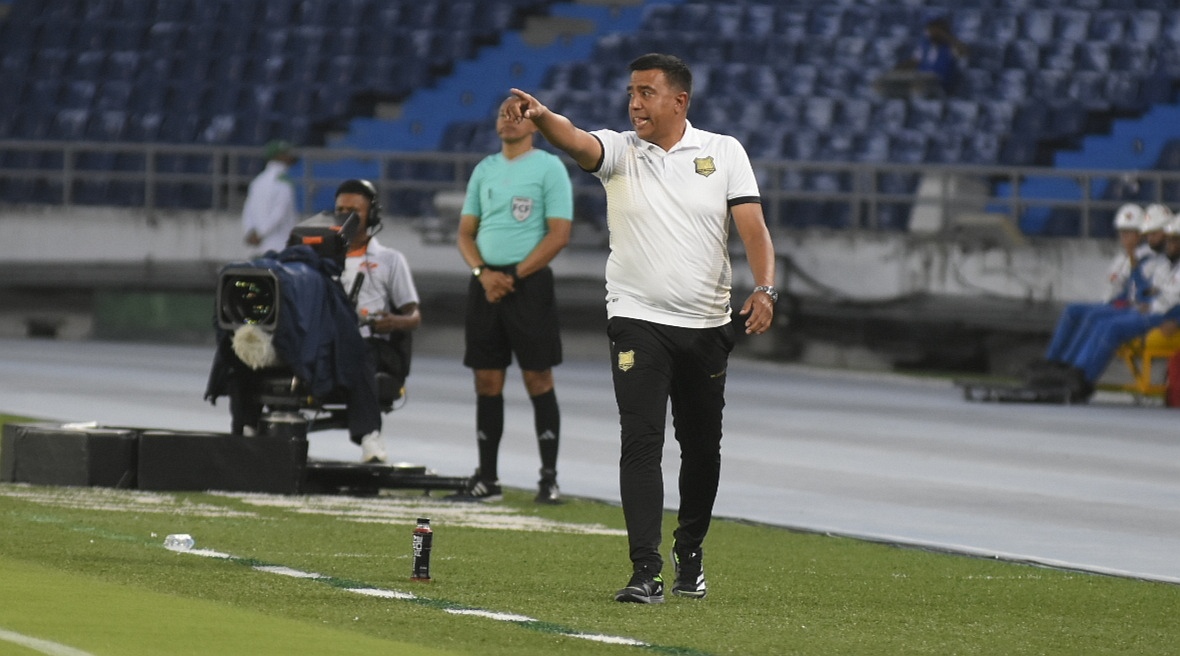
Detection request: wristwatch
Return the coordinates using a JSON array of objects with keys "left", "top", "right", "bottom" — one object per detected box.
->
[
  {"left": 471, "top": 265, "right": 483, "bottom": 278},
  {"left": 752, "top": 285, "right": 779, "bottom": 303}
]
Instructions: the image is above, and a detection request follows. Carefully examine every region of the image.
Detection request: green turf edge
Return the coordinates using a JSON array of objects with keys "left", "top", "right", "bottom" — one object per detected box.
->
[{"left": 0, "top": 554, "right": 459, "bottom": 656}]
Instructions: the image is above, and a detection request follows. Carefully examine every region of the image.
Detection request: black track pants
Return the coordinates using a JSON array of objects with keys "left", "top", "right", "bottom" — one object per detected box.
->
[{"left": 607, "top": 316, "right": 734, "bottom": 573}]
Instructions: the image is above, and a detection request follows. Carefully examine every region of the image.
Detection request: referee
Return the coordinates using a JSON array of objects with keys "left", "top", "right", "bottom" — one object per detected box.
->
[
  {"left": 451, "top": 96, "right": 574, "bottom": 504},
  {"left": 508, "top": 53, "right": 777, "bottom": 603}
]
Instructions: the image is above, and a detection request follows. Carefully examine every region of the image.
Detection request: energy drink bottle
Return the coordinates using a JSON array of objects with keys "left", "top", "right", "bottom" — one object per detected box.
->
[{"left": 411, "top": 517, "right": 433, "bottom": 581}]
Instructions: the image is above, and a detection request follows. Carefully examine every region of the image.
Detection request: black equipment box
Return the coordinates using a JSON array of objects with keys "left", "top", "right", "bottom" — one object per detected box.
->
[
  {"left": 137, "top": 430, "right": 308, "bottom": 494},
  {"left": 1, "top": 422, "right": 138, "bottom": 488}
]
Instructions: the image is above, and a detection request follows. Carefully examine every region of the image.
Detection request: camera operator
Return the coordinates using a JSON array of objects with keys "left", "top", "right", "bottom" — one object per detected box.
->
[{"left": 335, "top": 179, "right": 422, "bottom": 463}]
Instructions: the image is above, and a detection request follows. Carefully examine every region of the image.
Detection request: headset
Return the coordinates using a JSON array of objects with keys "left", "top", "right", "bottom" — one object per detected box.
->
[{"left": 335, "top": 179, "right": 381, "bottom": 231}]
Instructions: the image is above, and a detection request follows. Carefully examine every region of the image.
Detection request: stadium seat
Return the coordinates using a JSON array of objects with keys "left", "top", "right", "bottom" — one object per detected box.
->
[
  {"left": 1055, "top": 10, "right": 1091, "bottom": 42},
  {"left": 1004, "top": 40, "right": 1041, "bottom": 70},
  {"left": 964, "top": 132, "right": 1002, "bottom": 165},
  {"left": 1088, "top": 10, "right": 1126, "bottom": 41},
  {"left": 1020, "top": 10, "right": 1055, "bottom": 42},
  {"left": 870, "top": 99, "right": 907, "bottom": 134},
  {"left": 1041, "top": 42, "right": 1077, "bottom": 71},
  {"left": 995, "top": 70, "right": 1030, "bottom": 102},
  {"left": 854, "top": 133, "right": 890, "bottom": 163},
  {"left": 889, "top": 130, "right": 928, "bottom": 164},
  {"left": 906, "top": 99, "right": 944, "bottom": 133}
]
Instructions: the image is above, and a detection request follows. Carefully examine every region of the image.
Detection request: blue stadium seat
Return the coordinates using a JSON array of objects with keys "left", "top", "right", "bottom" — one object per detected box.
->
[
  {"left": 964, "top": 132, "right": 1001, "bottom": 164},
  {"left": 1003, "top": 40, "right": 1041, "bottom": 70},
  {"left": 88, "top": 111, "right": 129, "bottom": 141},
  {"left": 977, "top": 99, "right": 1016, "bottom": 133},
  {"left": 1131, "top": 10, "right": 1163, "bottom": 41},
  {"left": 63, "top": 80, "right": 97, "bottom": 109},
  {"left": 51, "top": 109, "right": 90, "bottom": 140},
  {"left": 802, "top": 97, "right": 836, "bottom": 131},
  {"left": 964, "top": 42, "right": 1004, "bottom": 73},
  {"left": 1012, "top": 103, "right": 1051, "bottom": 138},
  {"left": 1068, "top": 71, "right": 1111, "bottom": 111},
  {"left": 870, "top": 99, "right": 907, "bottom": 134},
  {"left": 1041, "top": 42, "right": 1077, "bottom": 71},
  {"left": 807, "top": 6, "right": 845, "bottom": 38},
  {"left": 889, "top": 130, "right": 928, "bottom": 164},
  {"left": 1110, "top": 42, "right": 1151, "bottom": 71},
  {"left": 906, "top": 98, "right": 944, "bottom": 133},
  {"left": 1088, "top": 10, "right": 1126, "bottom": 41},
  {"left": 956, "top": 69, "right": 994, "bottom": 98},
  {"left": 995, "top": 70, "right": 1029, "bottom": 102},
  {"left": 1110, "top": 72, "right": 1148, "bottom": 112},
  {"left": 783, "top": 64, "right": 818, "bottom": 97},
  {"left": 1055, "top": 10, "right": 1091, "bottom": 41},
  {"left": 1020, "top": 10, "right": 1055, "bottom": 41},
  {"left": 999, "top": 136, "right": 1039, "bottom": 166},
  {"left": 1034, "top": 69, "right": 1070, "bottom": 101},
  {"left": 839, "top": 98, "right": 873, "bottom": 132},
  {"left": 927, "top": 134, "right": 964, "bottom": 164},
  {"left": 782, "top": 130, "right": 821, "bottom": 161},
  {"left": 855, "top": 133, "right": 890, "bottom": 163},
  {"left": 945, "top": 99, "right": 980, "bottom": 134},
  {"left": 983, "top": 12, "right": 1019, "bottom": 42},
  {"left": 147, "top": 22, "right": 185, "bottom": 54},
  {"left": 105, "top": 51, "right": 142, "bottom": 80}
]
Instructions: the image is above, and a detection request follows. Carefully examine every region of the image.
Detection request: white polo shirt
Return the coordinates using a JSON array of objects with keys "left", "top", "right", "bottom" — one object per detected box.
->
[
  {"left": 343, "top": 236, "right": 420, "bottom": 339},
  {"left": 590, "top": 121, "right": 760, "bottom": 328}
]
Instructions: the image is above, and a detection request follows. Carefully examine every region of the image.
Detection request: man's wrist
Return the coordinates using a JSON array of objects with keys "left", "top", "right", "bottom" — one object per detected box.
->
[{"left": 752, "top": 285, "right": 779, "bottom": 303}]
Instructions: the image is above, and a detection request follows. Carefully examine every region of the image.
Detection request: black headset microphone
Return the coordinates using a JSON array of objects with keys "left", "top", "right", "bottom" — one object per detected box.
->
[
  {"left": 334, "top": 179, "right": 382, "bottom": 313},
  {"left": 335, "top": 178, "right": 381, "bottom": 234}
]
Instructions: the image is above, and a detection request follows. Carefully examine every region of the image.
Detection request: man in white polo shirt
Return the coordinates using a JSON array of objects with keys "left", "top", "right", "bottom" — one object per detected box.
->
[{"left": 508, "top": 52, "right": 777, "bottom": 603}]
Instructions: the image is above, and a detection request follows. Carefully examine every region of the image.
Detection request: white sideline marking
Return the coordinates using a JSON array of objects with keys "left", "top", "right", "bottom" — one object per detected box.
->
[
  {"left": 349, "top": 588, "right": 417, "bottom": 600},
  {"left": 445, "top": 609, "right": 536, "bottom": 622},
  {"left": 568, "top": 633, "right": 648, "bottom": 646},
  {"left": 253, "top": 565, "right": 325, "bottom": 579},
  {"left": 0, "top": 628, "right": 96, "bottom": 656},
  {"left": 176, "top": 548, "right": 653, "bottom": 649}
]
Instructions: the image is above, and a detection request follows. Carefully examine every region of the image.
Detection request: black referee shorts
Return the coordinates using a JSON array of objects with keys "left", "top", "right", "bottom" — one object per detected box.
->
[{"left": 464, "top": 265, "right": 563, "bottom": 371}]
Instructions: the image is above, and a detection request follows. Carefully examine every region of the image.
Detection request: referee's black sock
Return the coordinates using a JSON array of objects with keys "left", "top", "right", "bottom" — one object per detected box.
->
[
  {"left": 476, "top": 394, "right": 504, "bottom": 481},
  {"left": 530, "top": 389, "right": 560, "bottom": 477}
]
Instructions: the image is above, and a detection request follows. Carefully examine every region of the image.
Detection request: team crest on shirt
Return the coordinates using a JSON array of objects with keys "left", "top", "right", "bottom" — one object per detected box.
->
[
  {"left": 694, "top": 156, "right": 716, "bottom": 177},
  {"left": 512, "top": 196, "right": 533, "bottom": 221},
  {"left": 617, "top": 350, "right": 635, "bottom": 372}
]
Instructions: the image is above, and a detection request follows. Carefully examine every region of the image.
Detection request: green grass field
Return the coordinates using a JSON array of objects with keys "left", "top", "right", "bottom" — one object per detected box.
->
[{"left": 2, "top": 415, "right": 1179, "bottom": 655}]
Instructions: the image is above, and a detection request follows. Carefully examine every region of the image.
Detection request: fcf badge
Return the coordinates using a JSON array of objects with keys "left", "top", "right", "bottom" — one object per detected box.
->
[
  {"left": 512, "top": 196, "right": 533, "bottom": 222},
  {"left": 617, "top": 350, "right": 635, "bottom": 372},
  {"left": 693, "top": 156, "right": 716, "bottom": 177}
]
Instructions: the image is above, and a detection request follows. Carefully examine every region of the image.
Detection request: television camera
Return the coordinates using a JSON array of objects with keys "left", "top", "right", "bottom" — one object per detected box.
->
[{"left": 207, "top": 210, "right": 465, "bottom": 493}]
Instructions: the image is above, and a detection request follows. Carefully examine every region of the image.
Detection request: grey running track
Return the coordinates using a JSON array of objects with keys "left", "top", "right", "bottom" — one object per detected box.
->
[{"left": 1, "top": 337, "right": 1177, "bottom": 584}]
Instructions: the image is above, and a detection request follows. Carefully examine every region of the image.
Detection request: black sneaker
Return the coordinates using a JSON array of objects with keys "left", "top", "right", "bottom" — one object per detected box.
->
[
  {"left": 445, "top": 470, "right": 502, "bottom": 502},
  {"left": 671, "top": 542, "right": 706, "bottom": 599},
  {"left": 614, "top": 569, "right": 664, "bottom": 604},
  {"left": 535, "top": 468, "right": 562, "bottom": 504}
]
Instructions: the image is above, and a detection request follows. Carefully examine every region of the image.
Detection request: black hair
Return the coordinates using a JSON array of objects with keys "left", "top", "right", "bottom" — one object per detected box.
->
[
  {"left": 335, "top": 179, "right": 381, "bottom": 229},
  {"left": 629, "top": 53, "right": 692, "bottom": 97},
  {"left": 335, "top": 179, "right": 377, "bottom": 202}
]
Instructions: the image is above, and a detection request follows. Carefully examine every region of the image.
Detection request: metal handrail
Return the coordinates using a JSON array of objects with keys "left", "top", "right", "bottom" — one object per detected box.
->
[{"left": 3, "top": 139, "right": 1179, "bottom": 238}]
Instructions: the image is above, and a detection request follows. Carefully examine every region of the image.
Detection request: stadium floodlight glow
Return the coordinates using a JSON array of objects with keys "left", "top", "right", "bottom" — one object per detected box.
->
[{"left": 217, "top": 268, "right": 279, "bottom": 331}]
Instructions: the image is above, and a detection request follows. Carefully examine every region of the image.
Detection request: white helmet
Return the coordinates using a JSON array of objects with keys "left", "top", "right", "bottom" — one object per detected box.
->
[
  {"left": 1141, "top": 203, "right": 1173, "bottom": 233},
  {"left": 1113, "top": 203, "right": 1145, "bottom": 231},
  {"left": 1166, "top": 217, "right": 1180, "bottom": 236}
]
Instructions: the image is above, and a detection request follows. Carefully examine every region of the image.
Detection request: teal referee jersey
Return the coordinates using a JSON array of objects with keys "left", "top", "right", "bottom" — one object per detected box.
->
[{"left": 461, "top": 149, "right": 573, "bottom": 265}]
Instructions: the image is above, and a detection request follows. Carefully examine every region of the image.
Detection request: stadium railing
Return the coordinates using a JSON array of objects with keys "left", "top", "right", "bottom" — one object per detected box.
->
[{"left": 2, "top": 139, "right": 1179, "bottom": 240}]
